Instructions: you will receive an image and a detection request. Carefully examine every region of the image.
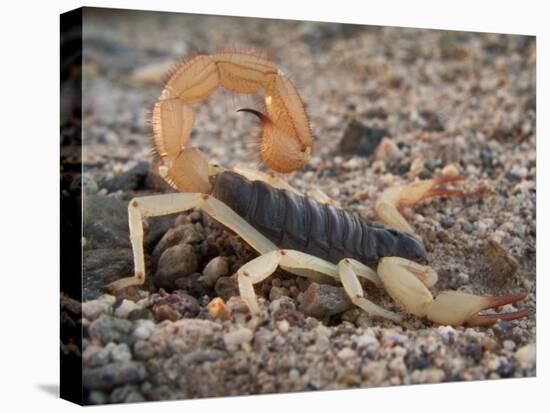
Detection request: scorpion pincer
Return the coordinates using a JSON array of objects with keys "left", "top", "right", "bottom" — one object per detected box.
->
[{"left": 106, "top": 49, "right": 528, "bottom": 327}]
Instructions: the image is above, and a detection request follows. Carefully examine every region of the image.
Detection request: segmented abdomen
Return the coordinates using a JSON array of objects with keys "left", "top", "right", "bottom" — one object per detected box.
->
[{"left": 212, "top": 171, "right": 419, "bottom": 266}]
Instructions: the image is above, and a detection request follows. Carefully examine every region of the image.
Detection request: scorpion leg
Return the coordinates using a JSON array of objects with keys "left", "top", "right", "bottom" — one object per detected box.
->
[
  {"left": 375, "top": 175, "right": 465, "bottom": 235},
  {"left": 236, "top": 250, "right": 400, "bottom": 322},
  {"left": 377, "top": 257, "right": 528, "bottom": 326},
  {"left": 104, "top": 193, "right": 278, "bottom": 292},
  {"left": 338, "top": 259, "right": 402, "bottom": 322}
]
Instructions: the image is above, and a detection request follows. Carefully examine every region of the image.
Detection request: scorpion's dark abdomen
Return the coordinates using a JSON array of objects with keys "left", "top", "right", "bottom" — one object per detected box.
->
[{"left": 211, "top": 171, "right": 426, "bottom": 266}]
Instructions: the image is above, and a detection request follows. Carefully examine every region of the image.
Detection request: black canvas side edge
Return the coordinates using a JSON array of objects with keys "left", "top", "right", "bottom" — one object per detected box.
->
[{"left": 60, "top": 7, "right": 83, "bottom": 406}]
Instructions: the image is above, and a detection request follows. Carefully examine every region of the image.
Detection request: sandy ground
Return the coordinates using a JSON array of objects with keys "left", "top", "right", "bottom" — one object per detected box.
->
[{"left": 63, "top": 7, "right": 536, "bottom": 404}]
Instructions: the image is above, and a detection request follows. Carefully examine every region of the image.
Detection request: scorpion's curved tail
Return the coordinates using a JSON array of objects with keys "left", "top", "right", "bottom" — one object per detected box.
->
[{"left": 151, "top": 49, "right": 313, "bottom": 194}]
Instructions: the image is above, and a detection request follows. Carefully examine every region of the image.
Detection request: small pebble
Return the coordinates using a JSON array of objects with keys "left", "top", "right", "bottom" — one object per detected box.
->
[
  {"left": 514, "top": 343, "right": 536, "bottom": 369},
  {"left": 224, "top": 327, "right": 254, "bottom": 350},
  {"left": 375, "top": 137, "right": 402, "bottom": 161},
  {"left": 356, "top": 331, "right": 379, "bottom": 349},
  {"left": 132, "top": 320, "right": 156, "bottom": 341},
  {"left": 289, "top": 368, "right": 300, "bottom": 381},
  {"left": 337, "top": 347, "right": 356, "bottom": 360},
  {"left": 201, "top": 256, "right": 229, "bottom": 286},
  {"left": 208, "top": 297, "right": 231, "bottom": 320},
  {"left": 298, "top": 283, "right": 352, "bottom": 318},
  {"left": 503, "top": 340, "right": 516, "bottom": 352},
  {"left": 269, "top": 286, "right": 290, "bottom": 301},
  {"left": 110, "top": 343, "right": 132, "bottom": 363},
  {"left": 441, "top": 164, "right": 459, "bottom": 177},
  {"left": 82, "top": 295, "right": 116, "bottom": 321},
  {"left": 114, "top": 299, "right": 141, "bottom": 318}
]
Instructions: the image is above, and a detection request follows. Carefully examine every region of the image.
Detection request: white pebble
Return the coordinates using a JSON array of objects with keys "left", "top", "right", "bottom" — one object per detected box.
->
[
  {"left": 110, "top": 343, "right": 132, "bottom": 362},
  {"left": 337, "top": 347, "right": 356, "bottom": 360},
  {"left": 375, "top": 138, "right": 402, "bottom": 162},
  {"left": 132, "top": 320, "right": 156, "bottom": 341},
  {"left": 441, "top": 164, "right": 459, "bottom": 177},
  {"left": 82, "top": 295, "right": 116, "bottom": 321},
  {"left": 515, "top": 343, "right": 536, "bottom": 368},
  {"left": 114, "top": 299, "right": 141, "bottom": 318},
  {"left": 224, "top": 327, "right": 253, "bottom": 350},
  {"left": 289, "top": 368, "right": 300, "bottom": 380},
  {"left": 201, "top": 256, "right": 229, "bottom": 286},
  {"left": 503, "top": 340, "right": 516, "bottom": 352},
  {"left": 277, "top": 320, "right": 290, "bottom": 333},
  {"left": 357, "top": 332, "right": 379, "bottom": 348}
]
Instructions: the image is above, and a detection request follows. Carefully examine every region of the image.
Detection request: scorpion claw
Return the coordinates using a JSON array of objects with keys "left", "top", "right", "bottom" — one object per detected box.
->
[
  {"left": 425, "top": 290, "right": 528, "bottom": 327},
  {"left": 378, "top": 258, "right": 528, "bottom": 326}
]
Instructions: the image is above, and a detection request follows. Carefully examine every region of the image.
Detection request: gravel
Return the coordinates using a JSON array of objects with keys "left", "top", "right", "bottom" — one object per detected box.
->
[{"left": 73, "top": 8, "right": 536, "bottom": 405}]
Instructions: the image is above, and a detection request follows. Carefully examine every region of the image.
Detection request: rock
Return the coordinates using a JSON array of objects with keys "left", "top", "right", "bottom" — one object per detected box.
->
[
  {"left": 151, "top": 290, "right": 200, "bottom": 319},
  {"left": 152, "top": 304, "right": 179, "bottom": 322},
  {"left": 83, "top": 248, "right": 134, "bottom": 300},
  {"left": 269, "top": 286, "right": 290, "bottom": 301},
  {"left": 110, "top": 343, "right": 132, "bottom": 363},
  {"left": 492, "top": 320, "right": 513, "bottom": 336},
  {"left": 101, "top": 161, "right": 150, "bottom": 192},
  {"left": 418, "top": 109, "right": 444, "bottom": 132},
  {"left": 83, "top": 194, "right": 172, "bottom": 251},
  {"left": 269, "top": 296, "right": 296, "bottom": 314},
  {"left": 114, "top": 299, "right": 141, "bottom": 318},
  {"left": 440, "top": 217, "right": 455, "bottom": 229},
  {"left": 214, "top": 276, "right": 239, "bottom": 301},
  {"left": 87, "top": 390, "right": 108, "bottom": 404},
  {"left": 225, "top": 297, "right": 250, "bottom": 314},
  {"left": 200, "top": 256, "right": 229, "bottom": 286},
  {"left": 174, "top": 273, "right": 210, "bottom": 297},
  {"left": 382, "top": 331, "right": 409, "bottom": 347},
  {"left": 83, "top": 361, "right": 147, "bottom": 390},
  {"left": 88, "top": 314, "right": 133, "bottom": 345},
  {"left": 337, "top": 347, "right": 356, "bottom": 360},
  {"left": 224, "top": 327, "right": 254, "bottom": 350},
  {"left": 152, "top": 224, "right": 205, "bottom": 265},
  {"left": 154, "top": 244, "right": 198, "bottom": 290},
  {"left": 288, "top": 368, "right": 300, "bottom": 381},
  {"left": 514, "top": 343, "right": 536, "bottom": 369},
  {"left": 462, "top": 222, "right": 474, "bottom": 233},
  {"left": 72, "top": 174, "right": 98, "bottom": 195},
  {"left": 496, "top": 361, "right": 516, "bottom": 378},
  {"left": 441, "top": 164, "right": 459, "bottom": 177},
  {"left": 339, "top": 119, "right": 391, "bottom": 157},
  {"left": 148, "top": 319, "right": 221, "bottom": 355},
  {"left": 127, "top": 308, "right": 153, "bottom": 321},
  {"left": 314, "top": 324, "right": 332, "bottom": 351},
  {"left": 207, "top": 297, "right": 231, "bottom": 320},
  {"left": 82, "top": 295, "right": 116, "bottom": 320},
  {"left": 82, "top": 342, "right": 111, "bottom": 367},
  {"left": 132, "top": 320, "right": 156, "bottom": 341},
  {"left": 298, "top": 283, "right": 352, "bottom": 318},
  {"left": 133, "top": 340, "right": 155, "bottom": 360},
  {"left": 109, "top": 384, "right": 145, "bottom": 404},
  {"left": 503, "top": 340, "right": 516, "bottom": 352},
  {"left": 463, "top": 341, "right": 483, "bottom": 362},
  {"left": 483, "top": 239, "right": 519, "bottom": 281},
  {"left": 357, "top": 330, "right": 379, "bottom": 349},
  {"left": 83, "top": 196, "right": 130, "bottom": 249},
  {"left": 273, "top": 307, "right": 306, "bottom": 327},
  {"left": 361, "top": 360, "right": 387, "bottom": 385},
  {"left": 374, "top": 137, "right": 402, "bottom": 162}
]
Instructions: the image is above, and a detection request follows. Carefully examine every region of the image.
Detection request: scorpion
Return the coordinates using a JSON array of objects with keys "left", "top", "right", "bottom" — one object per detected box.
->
[{"left": 107, "top": 49, "right": 528, "bottom": 327}]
